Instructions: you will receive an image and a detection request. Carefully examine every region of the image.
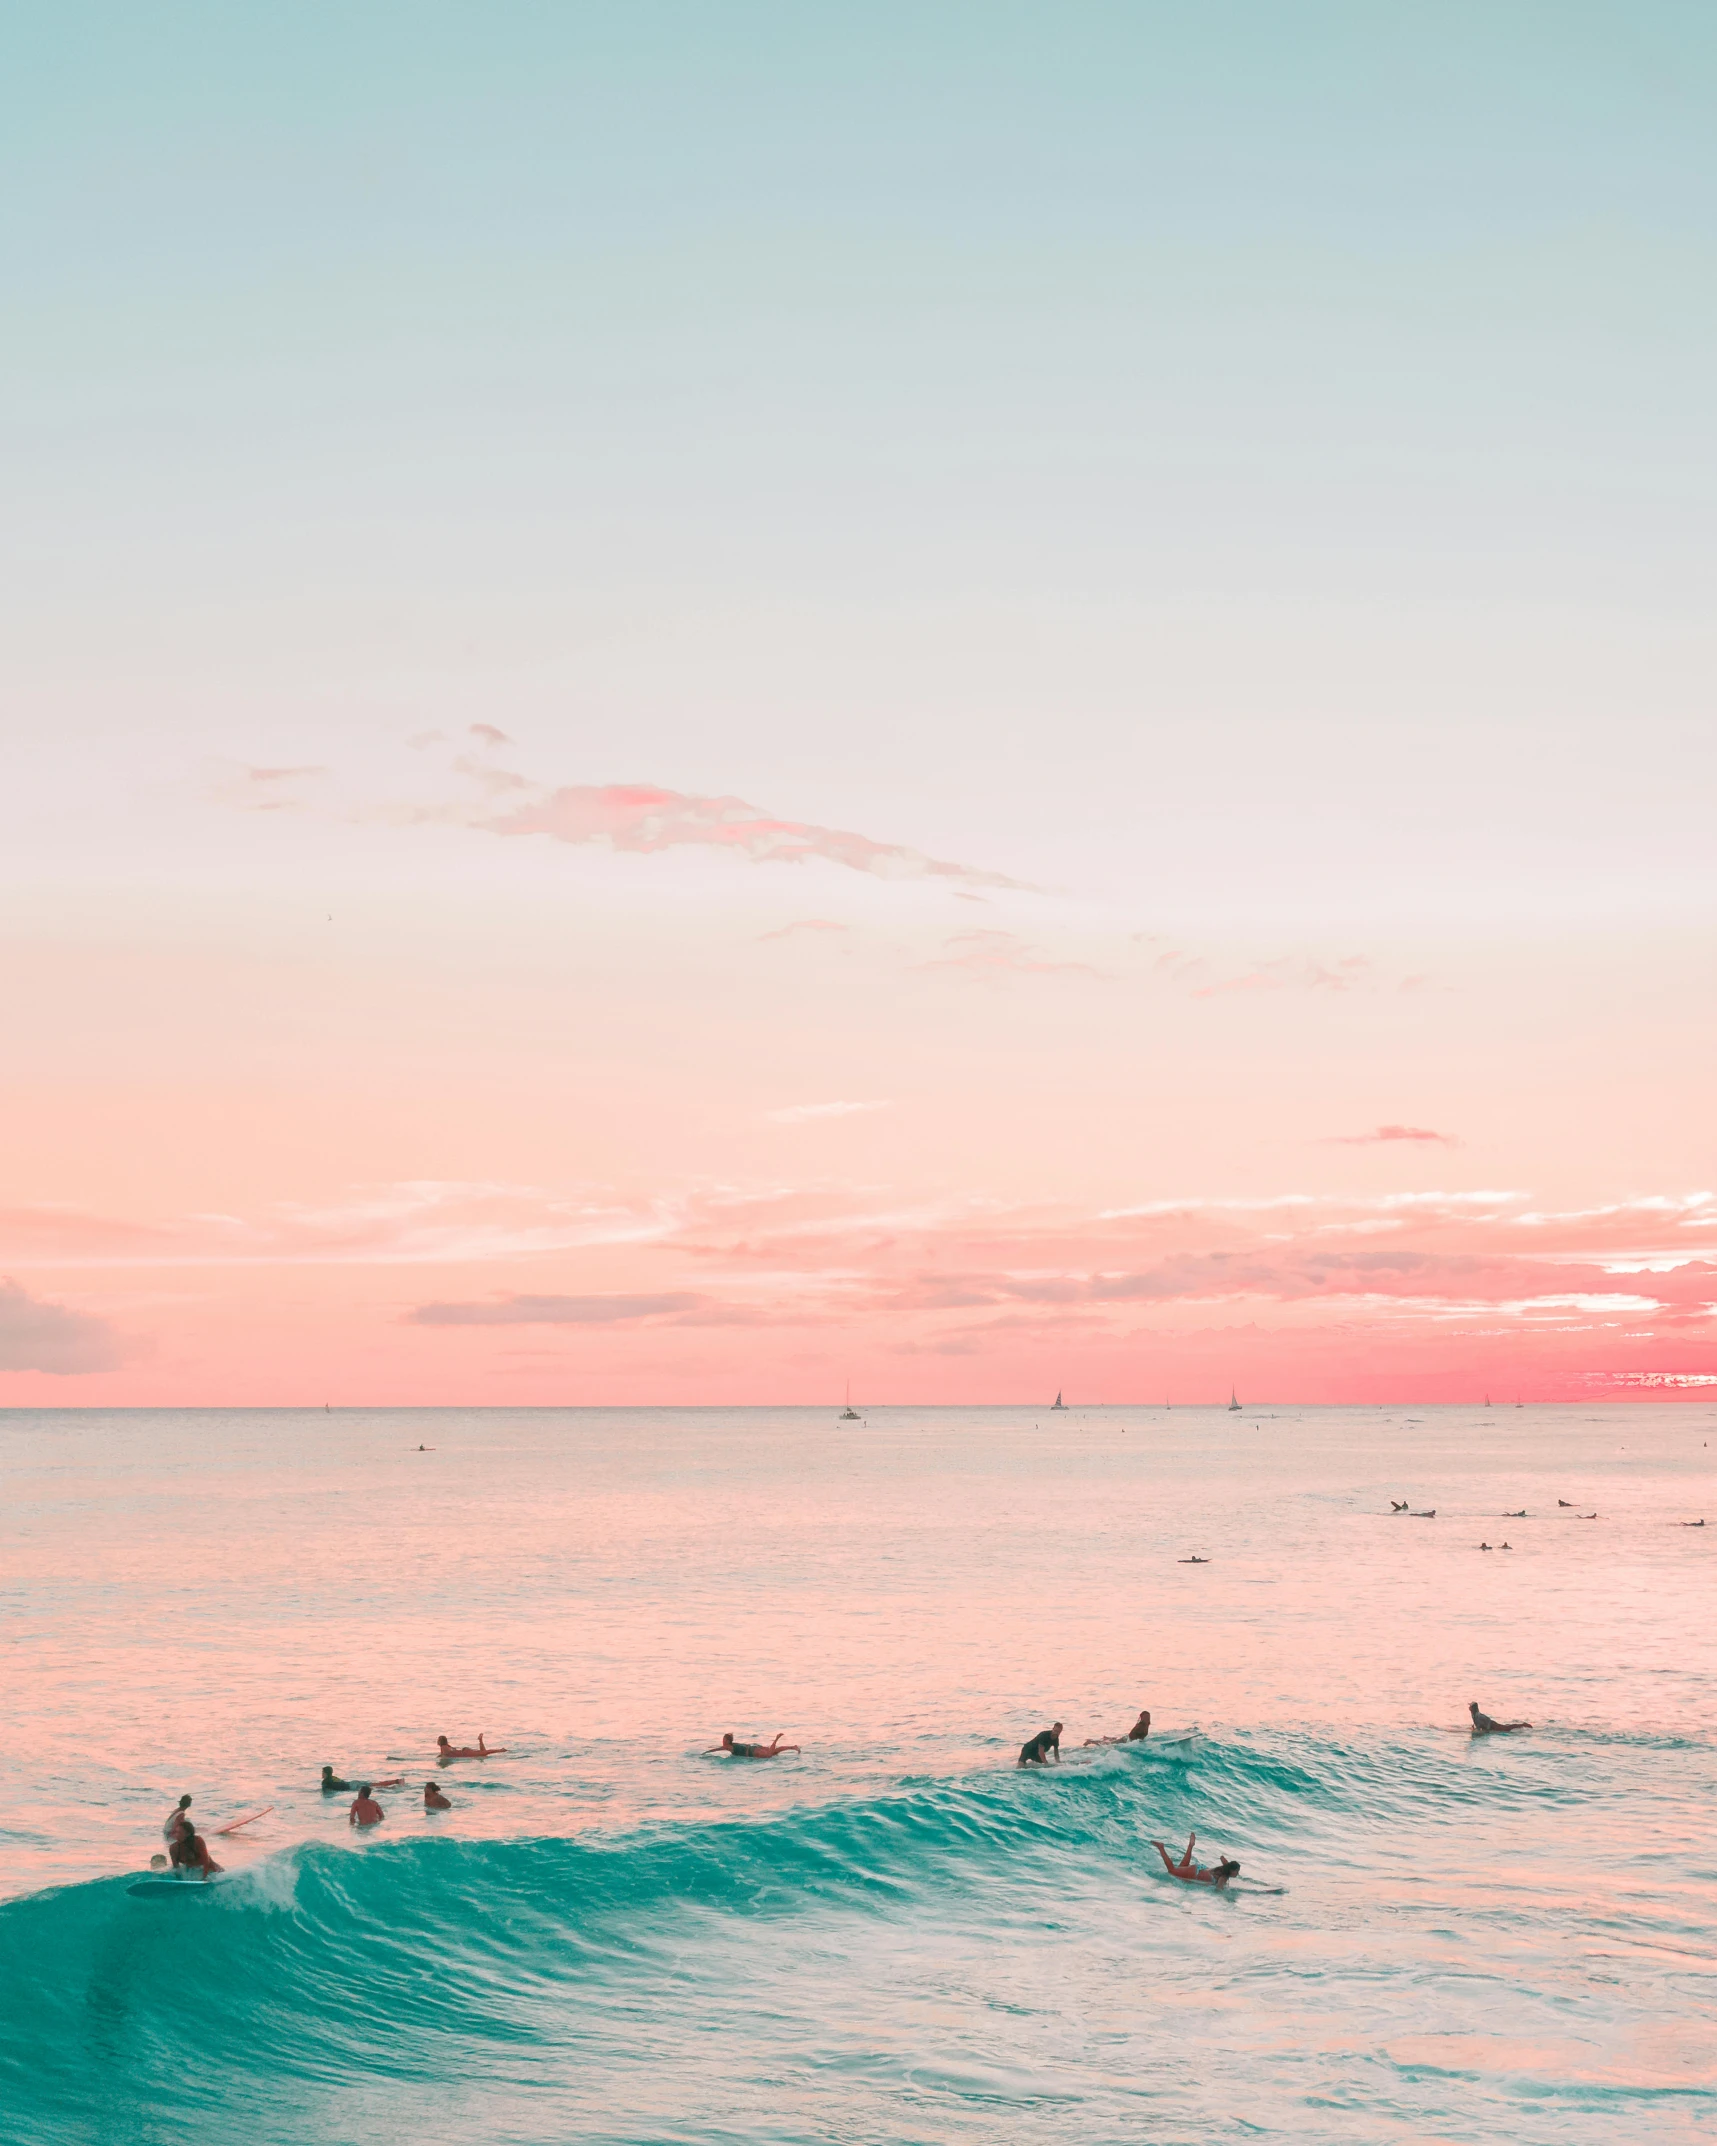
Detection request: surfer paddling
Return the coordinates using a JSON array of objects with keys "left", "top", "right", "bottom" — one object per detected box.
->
[
  {"left": 436, "top": 1735, "right": 505, "bottom": 1761},
  {"left": 1084, "top": 1709, "right": 1151, "bottom": 1746},
  {"left": 1151, "top": 1831, "right": 1239, "bottom": 1889},
  {"left": 705, "top": 1732, "right": 800, "bottom": 1758},
  {"left": 1017, "top": 1722, "right": 1063, "bottom": 1766},
  {"left": 321, "top": 1766, "right": 401, "bottom": 1793},
  {"left": 1468, "top": 1700, "right": 1531, "bottom": 1734}
]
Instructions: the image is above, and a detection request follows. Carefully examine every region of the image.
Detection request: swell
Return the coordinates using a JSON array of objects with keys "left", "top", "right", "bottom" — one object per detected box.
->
[{"left": 0, "top": 1730, "right": 1687, "bottom": 2137}]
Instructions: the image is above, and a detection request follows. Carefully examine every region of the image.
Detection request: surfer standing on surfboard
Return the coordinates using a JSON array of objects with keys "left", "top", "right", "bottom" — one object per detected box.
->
[{"left": 1151, "top": 1831, "right": 1239, "bottom": 1888}]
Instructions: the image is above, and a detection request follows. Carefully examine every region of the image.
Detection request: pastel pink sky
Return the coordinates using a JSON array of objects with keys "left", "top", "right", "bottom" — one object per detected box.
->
[{"left": 3, "top": 15, "right": 1714, "bottom": 1402}]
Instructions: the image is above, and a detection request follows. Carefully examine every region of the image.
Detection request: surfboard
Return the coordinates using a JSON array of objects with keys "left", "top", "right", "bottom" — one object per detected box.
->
[
  {"left": 1124, "top": 1728, "right": 1203, "bottom": 1757},
  {"left": 212, "top": 1807, "right": 272, "bottom": 1835},
  {"left": 128, "top": 1875, "right": 228, "bottom": 1896}
]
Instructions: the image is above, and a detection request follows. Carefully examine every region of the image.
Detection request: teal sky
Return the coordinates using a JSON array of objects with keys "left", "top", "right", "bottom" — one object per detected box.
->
[{"left": 3, "top": 3, "right": 1714, "bottom": 924}]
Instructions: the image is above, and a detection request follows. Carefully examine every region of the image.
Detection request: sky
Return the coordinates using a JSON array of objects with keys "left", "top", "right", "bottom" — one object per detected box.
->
[{"left": 1, "top": 2, "right": 1713, "bottom": 1403}]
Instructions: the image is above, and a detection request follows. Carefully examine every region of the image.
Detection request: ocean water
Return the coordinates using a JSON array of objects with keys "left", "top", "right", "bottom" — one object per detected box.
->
[{"left": 1, "top": 1402, "right": 1712, "bottom": 2144}]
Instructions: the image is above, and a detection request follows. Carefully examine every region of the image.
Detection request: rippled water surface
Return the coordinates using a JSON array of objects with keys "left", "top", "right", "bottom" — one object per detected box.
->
[{"left": 2, "top": 1403, "right": 1713, "bottom": 2142}]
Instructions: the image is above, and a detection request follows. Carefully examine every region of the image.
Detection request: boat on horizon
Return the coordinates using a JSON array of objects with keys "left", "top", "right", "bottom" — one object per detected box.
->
[
  {"left": 1051, "top": 1391, "right": 1066, "bottom": 1410},
  {"left": 838, "top": 1381, "right": 861, "bottom": 1422},
  {"left": 1228, "top": 1389, "right": 1241, "bottom": 1412}
]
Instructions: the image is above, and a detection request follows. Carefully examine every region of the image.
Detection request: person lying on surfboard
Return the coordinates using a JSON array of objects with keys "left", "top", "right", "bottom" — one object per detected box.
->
[
  {"left": 1084, "top": 1709, "right": 1151, "bottom": 1746},
  {"left": 424, "top": 1781, "right": 453, "bottom": 1810},
  {"left": 321, "top": 1766, "right": 402, "bottom": 1793},
  {"left": 1151, "top": 1831, "right": 1238, "bottom": 1888},
  {"left": 169, "top": 1826, "right": 223, "bottom": 1880},
  {"left": 1468, "top": 1701, "right": 1531, "bottom": 1734},
  {"left": 705, "top": 1732, "right": 800, "bottom": 1758},
  {"left": 348, "top": 1786, "right": 386, "bottom": 1827},
  {"left": 436, "top": 1735, "right": 505, "bottom": 1760}
]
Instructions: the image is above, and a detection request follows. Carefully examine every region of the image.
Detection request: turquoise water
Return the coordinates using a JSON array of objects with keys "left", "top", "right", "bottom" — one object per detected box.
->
[{"left": 2, "top": 1405, "right": 1713, "bottom": 2141}]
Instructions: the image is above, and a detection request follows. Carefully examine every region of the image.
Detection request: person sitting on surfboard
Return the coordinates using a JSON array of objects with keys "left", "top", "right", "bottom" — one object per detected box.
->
[
  {"left": 436, "top": 1735, "right": 504, "bottom": 1760},
  {"left": 424, "top": 1781, "right": 452, "bottom": 1810},
  {"left": 1468, "top": 1701, "right": 1531, "bottom": 1734},
  {"left": 1085, "top": 1709, "right": 1151, "bottom": 1746},
  {"left": 1017, "top": 1722, "right": 1063, "bottom": 1766},
  {"left": 705, "top": 1732, "right": 800, "bottom": 1758},
  {"left": 169, "top": 1826, "right": 223, "bottom": 1880},
  {"left": 162, "top": 1793, "right": 193, "bottom": 1843},
  {"left": 1151, "top": 1831, "right": 1238, "bottom": 1888}
]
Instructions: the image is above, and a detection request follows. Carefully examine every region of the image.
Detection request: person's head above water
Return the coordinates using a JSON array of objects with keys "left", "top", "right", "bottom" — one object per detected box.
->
[
  {"left": 359, "top": 1784, "right": 372, "bottom": 1797},
  {"left": 437, "top": 1736, "right": 452, "bottom": 1751},
  {"left": 321, "top": 1765, "right": 336, "bottom": 1781},
  {"left": 175, "top": 1794, "right": 191, "bottom": 1810},
  {"left": 720, "top": 1733, "right": 735, "bottom": 1749},
  {"left": 1216, "top": 1858, "right": 1240, "bottom": 1880}
]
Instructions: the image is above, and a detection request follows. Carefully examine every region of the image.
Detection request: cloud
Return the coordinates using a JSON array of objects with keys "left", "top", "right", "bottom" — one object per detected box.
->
[
  {"left": 468, "top": 783, "right": 1027, "bottom": 891},
  {"left": 924, "top": 929, "right": 1104, "bottom": 977},
  {"left": 0, "top": 1278, "right": 127, "bottom": 1374},
  {"left": 765, "top": 1101, "right": 889, "bottom": 1124},
  {"left": 1331, "top": 1125, "right": 1459, "bottom": 1146},
  {"left": 468, "top": 723, "right": 513, "bottom": 746},
  {"left": 406, "top": 1292, "right": 709, "bottom": 1326}
]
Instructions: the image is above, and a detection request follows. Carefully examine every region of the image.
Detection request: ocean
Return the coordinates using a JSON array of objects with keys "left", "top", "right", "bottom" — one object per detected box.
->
[{"left": 1, "top": 1402, "right": 1711, "bottom": 2143}]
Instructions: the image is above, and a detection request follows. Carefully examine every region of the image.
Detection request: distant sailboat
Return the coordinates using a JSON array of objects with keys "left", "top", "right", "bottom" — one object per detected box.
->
[
  {"left": 1051, "top": 1391, "right": 1067, "bottom": 1410},
  {"left": 839, "top": 1381, "right": 861, "bottom": 1422},
  {"left": 1228, "top": 1388, "right": 1241, "bottom": 1412}
]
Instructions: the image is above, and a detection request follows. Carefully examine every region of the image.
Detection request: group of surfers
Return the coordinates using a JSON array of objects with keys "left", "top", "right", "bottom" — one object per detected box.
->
[{"left": 154, "top": 1699, "right": 1532, "bottom": 1889}]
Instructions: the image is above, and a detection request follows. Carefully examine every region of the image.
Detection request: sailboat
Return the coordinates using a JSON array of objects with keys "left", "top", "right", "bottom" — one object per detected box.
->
[
  {"left": 1050, "top": 1391, "right": 1067, "bottom": 1410},
  {"left": 1228, "top": 1389, "right": 1241, "bottom": 1412},
  {"left": 838, "top": 1381, "right": 861, "bottom": 1422}
]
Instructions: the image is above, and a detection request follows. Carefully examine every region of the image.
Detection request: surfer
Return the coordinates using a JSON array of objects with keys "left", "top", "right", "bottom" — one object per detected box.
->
[
  {"left": 1468, "top": 1701, "right": 1531, "bottom": 1734},
  {"left": 1084, "top": 1709, "right": 1151, "bottom": 1746},
  {"left": 424, "top": 1782, "right": 452, "bottom": 1811},
  {"left": 1179, "top": 1555, "right": 1209, "bottom": 1564},
  {"left": 162, "top": 1793, "right": 193, "bottom": 1843},
  {"left": 1151, "top": 1831, "right": 1239, "bottom": 1889},
  {"left": 169, "top": 1826, "right": 223, "bottom": 1880},
  {"left": 436, "top": 1735, "right": 504, "bottom": 1760},
  {"left": 1017, "top": 1722, "right": 1063, "bottom": 1766},
  {"left": 321, "top": 1766, "right": 401, "bottom": 1792},
  {"left": 1390, "top": 1500, "right": 1408, "bottom": 1512},
  {"left": 705, "top": 1732, "right": 800, "bottom": 1758},
  {"left": 349, "top": 1785, "right": 386, "bottom": 1826}
]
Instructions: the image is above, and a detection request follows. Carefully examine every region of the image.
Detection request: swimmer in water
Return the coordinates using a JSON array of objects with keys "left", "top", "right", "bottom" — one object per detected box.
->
[
  {"left": 169, "top": 1826, "right": 223, "bottom": 1880},
  {"left": 424, "top": 1782, "right": 452, "bottom": 1811},
  {"left": 1017, "top": 1723, "right": 1063, "bottom": 1766},
  {"left": 1151, "top": 1831, "right": 1239, "bottom": 1889},
  {"left": 1085, "top": 1709, "right": 1151, "bottom": 1746},
  {"left": 162, "top": 1793, "right": 192, "bottom": 1843},
  {"left": 705, "top": 1732, "right": 800, "bottom": 1758},
  {"left": 349, "top": 1785, "right": 386, "bottom": 1827},
  {"left": 436, "top": 1735, "right": 505, "bottom": 1760},
  {"left": 1469, "top": 1701, "right": 1532, "bottom": 1734}
]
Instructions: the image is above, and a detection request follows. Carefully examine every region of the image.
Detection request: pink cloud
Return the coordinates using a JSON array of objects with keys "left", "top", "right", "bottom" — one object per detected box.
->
[
  {"left": 1331, "top": 1125, "right": 1459, "bottom": 1146},
  {"left": 468, "top": 723, "right": 513, "bottom": 746},
  {"left": 407, "top": 1292, "right": 707, "bottom": 1326},
  {"left": 759, "top": 919, "right": 850, "bottom": 941},
  {"left": 479, "top": 784, "right": 1026, "bottom": 891},
  {"left": 923, "top": 929, "right": 1104, "bottom": 977}
]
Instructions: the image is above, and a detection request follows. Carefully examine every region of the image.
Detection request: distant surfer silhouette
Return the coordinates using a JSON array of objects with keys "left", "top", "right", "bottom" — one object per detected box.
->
[
  {"left": 1469, "top": 1701, "right": 1531, "bottom": 1734},
  {"left": 437, "top": 1735, "right": 504, "bottom": 1761}
]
